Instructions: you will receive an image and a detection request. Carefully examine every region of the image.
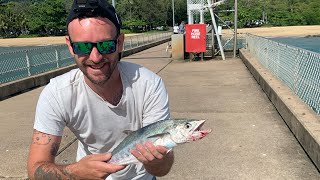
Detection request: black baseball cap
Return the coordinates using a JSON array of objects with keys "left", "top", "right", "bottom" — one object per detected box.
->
[{"left": 66, "top": 0, "right": 122, "bottom": 33}]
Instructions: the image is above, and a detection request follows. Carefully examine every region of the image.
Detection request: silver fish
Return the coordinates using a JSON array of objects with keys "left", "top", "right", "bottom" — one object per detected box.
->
[{"left": 109, "top": 119, "right": 211, "bottom": 165}]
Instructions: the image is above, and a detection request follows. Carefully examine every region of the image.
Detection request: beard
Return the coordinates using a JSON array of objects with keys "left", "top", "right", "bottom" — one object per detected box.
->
[
  {"left": 87, "top": 62, "right": 117, "bottom": 85},
  {"left": 76, "top": 55, "right": 120, "bottom": 86}
]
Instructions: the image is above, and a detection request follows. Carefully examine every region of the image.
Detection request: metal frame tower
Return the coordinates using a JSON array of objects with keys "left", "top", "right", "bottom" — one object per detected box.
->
[{"left": 187, "top": 0, "right": 238, "bottom": 59}]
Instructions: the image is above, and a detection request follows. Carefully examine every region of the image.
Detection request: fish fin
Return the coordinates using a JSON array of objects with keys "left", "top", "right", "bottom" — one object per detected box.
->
[{"left": 123, "top": 130, "right": 133, "bottom": 135}]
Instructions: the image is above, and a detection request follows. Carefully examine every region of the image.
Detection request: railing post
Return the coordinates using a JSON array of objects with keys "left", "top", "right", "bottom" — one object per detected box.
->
[
  {"left": 266, "top": 40, "right": 269, "bottom": 68},
  {"left": 137, "top": 35, "right": 139, "bottom": 47},
  {"left": 246, "top": 35, "right": 249, "bottom": 50},
  {"left": 142, "top": 35, "right": 145, "bottom": 45},
  {"left": 55, "top": 48, "right": 59, "bottom": 68},
  {"left": 130, "top": 36, "right": 133, "bottom": 49},
  {"left": 25, "top": 51, "right": 31, "bottom": 77},
  {"left": 277, "top": 43, "right": 280, "bottom": 75}
]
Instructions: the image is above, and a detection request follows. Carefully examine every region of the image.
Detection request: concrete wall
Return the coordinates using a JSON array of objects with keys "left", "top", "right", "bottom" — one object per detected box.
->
[
  {"left": 171, "top": 34, "right": 185, "bottom": 60},
  {"left": 0, "top": 38, "right": 170, "bottom": 100},
  {"left": 239, "top": 49, "right": 320, "bottom": 171}
]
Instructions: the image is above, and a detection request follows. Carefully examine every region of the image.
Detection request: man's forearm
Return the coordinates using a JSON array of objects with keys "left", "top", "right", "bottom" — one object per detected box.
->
[
  {"left": 145, "top": 151, "right": 174, "bottom": 177},
  {"left": 31, "top": 162, "right": 75, "bottom": 180}
]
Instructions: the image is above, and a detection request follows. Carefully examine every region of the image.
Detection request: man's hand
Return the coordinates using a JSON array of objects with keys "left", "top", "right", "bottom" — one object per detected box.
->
[
  {"left": 65, "top": 153, "right": 126, "bottom": 179},
  {"left": 28, "top": 130, "right": 125, "bottom": 180},
  {"left": 131, "top": 141, "right": 174, "bottom": 177},
  {"left": 31, "top": 153, "right": 125, "bottom": 180}
]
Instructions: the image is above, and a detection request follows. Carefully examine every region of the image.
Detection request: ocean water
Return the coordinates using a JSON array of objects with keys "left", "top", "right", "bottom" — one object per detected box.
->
[{"left": 269, "top": 37, "right": 320, "bottom": 54}]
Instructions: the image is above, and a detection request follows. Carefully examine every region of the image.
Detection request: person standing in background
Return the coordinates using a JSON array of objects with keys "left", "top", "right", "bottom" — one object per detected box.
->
[
  {"left": 179, "top": 21, "right": 185, "bottom": 34},
  {"left": 173, "top": 23, "right": 179, "bottom": 34}
]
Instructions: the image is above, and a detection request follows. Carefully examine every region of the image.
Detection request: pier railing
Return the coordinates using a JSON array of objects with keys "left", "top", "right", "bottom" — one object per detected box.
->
[
  {"left": 0, "top": 32, "right": 171, "bottom": 84},
  {"left": 245, "top": 34, "right": 320, "bottom": 114}
]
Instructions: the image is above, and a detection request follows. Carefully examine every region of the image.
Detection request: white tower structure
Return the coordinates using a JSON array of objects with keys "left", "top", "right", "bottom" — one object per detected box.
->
[{"left": 187, "top": 0, "right": 228, "bottom": 60}]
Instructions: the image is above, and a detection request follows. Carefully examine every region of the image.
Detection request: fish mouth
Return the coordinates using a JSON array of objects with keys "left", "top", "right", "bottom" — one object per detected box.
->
[{"left": 189, "top": 120, "right": 211, "bottom": 142}]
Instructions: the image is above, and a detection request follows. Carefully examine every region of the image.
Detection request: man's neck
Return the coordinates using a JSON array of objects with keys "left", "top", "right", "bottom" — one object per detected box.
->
[{"left": 85, "top": 69, "right": 123, "bottom": 105}]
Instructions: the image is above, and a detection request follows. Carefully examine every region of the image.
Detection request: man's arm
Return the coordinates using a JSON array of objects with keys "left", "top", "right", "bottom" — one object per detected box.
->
[
  {"left": 131, "top": 142, "right": 174, "bottom": 177},
  {"left": 27, "top": 130, "right": 70, "bottom": 179},
  {"left": 27, "top": 130, "right": 125, "bottom": 180}
]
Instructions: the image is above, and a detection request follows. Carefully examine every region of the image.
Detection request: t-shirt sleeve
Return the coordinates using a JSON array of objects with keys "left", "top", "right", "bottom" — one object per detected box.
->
[
  {"left": 33, "top": 82, "right": 66, "bottom": 136},
  {"left": 142, "top": 77, "right": 170, "bottom": 127}
]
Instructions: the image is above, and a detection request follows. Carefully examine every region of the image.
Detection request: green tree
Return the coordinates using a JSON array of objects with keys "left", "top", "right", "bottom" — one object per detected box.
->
[
  {"left": 116, "top": 0, "right": 168, "bottom": 31},
  {"left": 0, "top": 1, "right": 29, "bottom": 37},
  {"left": 26, "top": 0, "right": 68, "bottom": 35}
]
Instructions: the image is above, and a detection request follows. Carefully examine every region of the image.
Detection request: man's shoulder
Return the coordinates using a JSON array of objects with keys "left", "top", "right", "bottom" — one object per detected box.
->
[
  {"left": 120, "top": 61, "right": 160, "bottom": 81},
  {"left": 39, "top": 68, "right": 83, "bottom": 109},
  {"left": 47, "top": 68, "right": 82, "bottom": 91}
]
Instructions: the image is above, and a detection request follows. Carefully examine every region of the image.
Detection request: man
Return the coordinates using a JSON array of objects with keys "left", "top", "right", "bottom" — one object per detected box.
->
[
  {"left": 179, "top": 21, "right": 185, "bottom": 34},
  {"left": 173, "top": 23, "right": 179, "bottom": 34},
  {"left": 27, "top": 0, "right": 174, "bottom": 179}
]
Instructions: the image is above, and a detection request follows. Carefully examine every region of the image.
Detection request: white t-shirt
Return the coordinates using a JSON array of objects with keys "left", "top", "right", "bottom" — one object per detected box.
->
[
  {"left": 34, "top": 61, "right": 170, "bottom": 180},
  {"left": 173, "top": 26, "right": 179, "bottom": 33}
]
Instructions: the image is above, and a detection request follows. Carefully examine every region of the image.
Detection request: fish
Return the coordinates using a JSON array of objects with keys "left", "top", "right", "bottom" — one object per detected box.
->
[{"left": 108, "top": 118, "right": 211, "bottom": 165}]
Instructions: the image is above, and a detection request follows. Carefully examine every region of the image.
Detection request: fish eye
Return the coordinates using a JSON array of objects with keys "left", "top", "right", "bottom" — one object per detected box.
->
[{"left": 185, "top": 123, "right": 191, "bottom": 129}]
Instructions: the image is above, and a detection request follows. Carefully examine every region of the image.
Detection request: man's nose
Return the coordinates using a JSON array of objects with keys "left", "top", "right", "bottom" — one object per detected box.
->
[{"left": 89, "top": 47, "right": 103, "bottom": 62}]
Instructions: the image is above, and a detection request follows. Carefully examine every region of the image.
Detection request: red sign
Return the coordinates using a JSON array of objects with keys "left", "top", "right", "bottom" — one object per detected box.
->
[{"left": 185, "top": 24, "right": 206, "bottom": 52}]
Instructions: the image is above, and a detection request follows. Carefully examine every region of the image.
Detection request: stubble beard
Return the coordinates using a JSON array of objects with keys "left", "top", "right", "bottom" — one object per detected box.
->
[{"left": 77, "top": 58, "right": 119, "bottom": 86}]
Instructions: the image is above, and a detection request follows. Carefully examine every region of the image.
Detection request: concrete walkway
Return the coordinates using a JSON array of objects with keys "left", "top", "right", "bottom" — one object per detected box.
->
[{"left": 0, "top": 43, "right": 319, "bottom": 179}]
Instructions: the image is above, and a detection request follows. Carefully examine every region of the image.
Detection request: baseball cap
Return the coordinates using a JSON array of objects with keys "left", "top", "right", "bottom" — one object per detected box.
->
[{"left": 66, "top": 0, "right": 122, "bottom": 33}]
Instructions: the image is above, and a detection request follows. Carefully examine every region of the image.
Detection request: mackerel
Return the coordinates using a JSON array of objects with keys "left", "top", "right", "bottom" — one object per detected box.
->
[{"left": 109, "top": 119, "right": 211, "bottom": 165}]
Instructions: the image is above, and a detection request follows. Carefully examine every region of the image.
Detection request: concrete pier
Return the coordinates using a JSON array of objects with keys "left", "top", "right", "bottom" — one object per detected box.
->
[{"left": 0, "top": 43, "right": 319, "bottom": 179}]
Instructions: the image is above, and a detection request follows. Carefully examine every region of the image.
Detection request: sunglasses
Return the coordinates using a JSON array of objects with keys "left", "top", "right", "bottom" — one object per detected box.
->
[{"left": 70, "top": 39, "right": 118, "bottom": 55}]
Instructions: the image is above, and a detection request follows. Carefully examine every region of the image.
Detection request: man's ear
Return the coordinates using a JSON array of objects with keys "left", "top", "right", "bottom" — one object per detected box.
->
[
  {"left": 65, "top": 35, "right": 75, "bottom": 56},
  {"left": 117, "top": 33, "right": 125, "bottom": 52}
]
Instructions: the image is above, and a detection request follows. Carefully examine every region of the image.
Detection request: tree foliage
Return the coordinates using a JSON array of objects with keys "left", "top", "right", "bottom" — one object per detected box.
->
[
  {"left": 27, "top": 0, "right": 67, "bottom": 35},
  {"left": 221, "top": 0, "right": 320, "bottom": 27},
  {"left": 0, "top": 0, "right": 69, "bottom": 37},
  {"left": 0, "top": 0, "right": 319, "bottom": 37}
]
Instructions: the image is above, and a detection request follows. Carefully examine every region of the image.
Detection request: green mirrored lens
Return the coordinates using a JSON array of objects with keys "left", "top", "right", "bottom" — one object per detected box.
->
[
  {"left": 97, "top": 40, "right": 116, "bottom": 54},
  {"left": 75, "top": 42, "right": 92, "bottom": 54}
]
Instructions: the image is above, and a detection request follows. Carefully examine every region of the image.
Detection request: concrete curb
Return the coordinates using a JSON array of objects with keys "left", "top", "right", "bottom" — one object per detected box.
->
[
  {"left": 0, "top": 37, "right": 170, "bottom": 100},
  {"left": 239, "top": 48, "right": 320, "bottom": 171}
]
